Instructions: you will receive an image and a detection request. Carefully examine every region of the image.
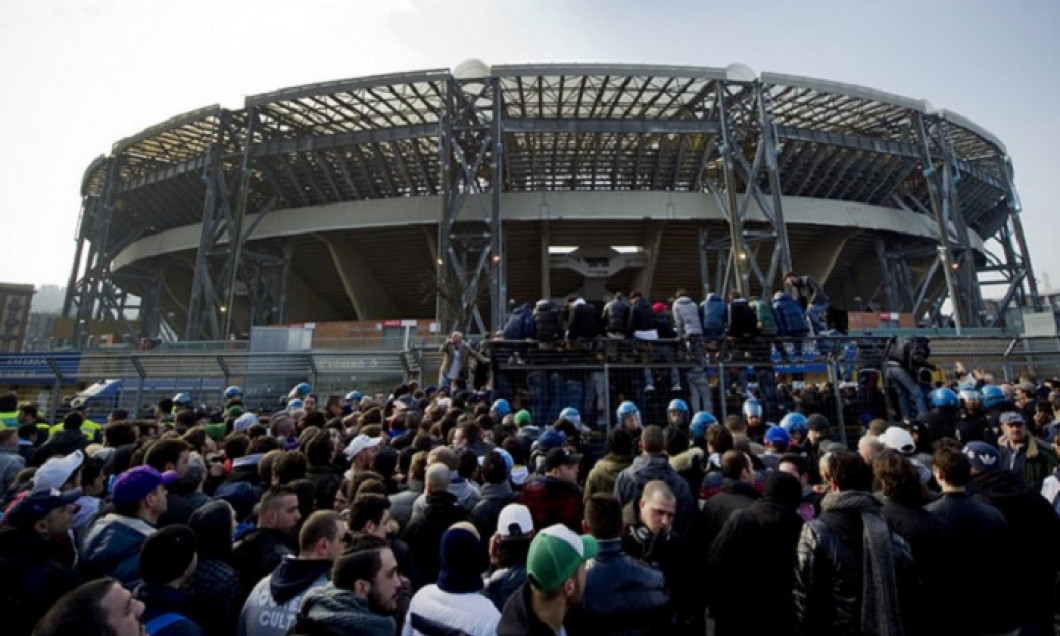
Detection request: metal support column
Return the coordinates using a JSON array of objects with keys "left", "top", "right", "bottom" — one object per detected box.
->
[{"left": 439, "top": 71, "right": 504, "bottom": 335}]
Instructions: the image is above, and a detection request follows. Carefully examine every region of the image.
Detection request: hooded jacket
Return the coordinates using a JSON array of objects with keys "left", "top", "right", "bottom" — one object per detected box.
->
[
  {"left": 0, "top": 445, "right": 24, "bottom": 497},
  {"left": 135, "top": 582, "right": 205, "bottom": 636},
  {"left": 972, "top": 469, "right": 1060, "bottom": 634},
  {"left": 30, "top": 428, "right": 88, "bottom": 467},
  {"left": 531, "top": 300, "right": 562, "bottom": 343},
  {"left": 79, "top": 513, "right": 156, "bottom": 587},
  {"left": 671, "top": 295, "right": 703, "bottom": 338},
  {"left": 186, "top": 501, "right": 242, "bottom": 636},
  {"left": 237, "top": 557, "right": 332, "bottom": 636},
  {"left": 583, "top": 453, "right": 632, "bottom": 502},
  {"left": 773, "top": 293, "right": 809, "bottom": 337},
  {"left": 469, "top": 480, "right": 517, "bottom": 542},
  {"left": 613, "top": 453, "right": 696, "bottom": 542},
  {"left": 0, "top": 526, "right": 81, "bottom": 636},
  {"left": 497, "top": 582, "right": 568, "bottom": 636},
  {"left": 602, "top": 296, "right": 630, "bottom": 335},
  {"left": 401, "top": 491, "right": 469, "bottom": 586},
  {"left": 232, "top": 527, "right": 298, "bottom": 596},
  {"left": 700, "top": 294, "right": 727, "bottom": 337},
  {"left": 519, "top": 474, "right": 584, "bottom": 534},
  {"left": 288, "top": 585, "right": 396, "bottom": 636}
]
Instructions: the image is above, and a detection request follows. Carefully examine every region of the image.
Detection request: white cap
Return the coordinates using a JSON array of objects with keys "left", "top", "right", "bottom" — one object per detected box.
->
[
  {"left": 233, "top": 412, "right": 258, "bottom": 431},
  {"left": 33, "top": 450, "right": 85, "bottom": 493},
  {"left": 879, "top": 426, "right": 916, "bottom": 455},
  {"left": 496, "top": 503, "right": 534, "bottom": 538},
  {"left": 344, "top": 434, "right": 382, "bottom": 459}
]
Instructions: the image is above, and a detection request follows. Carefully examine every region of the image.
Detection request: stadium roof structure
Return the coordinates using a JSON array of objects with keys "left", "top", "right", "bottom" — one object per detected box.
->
[{"left": 65, "top": 61, "right": 1039, "bottom": 342}]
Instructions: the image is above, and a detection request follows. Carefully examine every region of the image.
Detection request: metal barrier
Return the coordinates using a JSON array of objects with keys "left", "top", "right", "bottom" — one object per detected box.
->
[{"left": 5, "top": 334, "right": 1060, "bottom": 431}]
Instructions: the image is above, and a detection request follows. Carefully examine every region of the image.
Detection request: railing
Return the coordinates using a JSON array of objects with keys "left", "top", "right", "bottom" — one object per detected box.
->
[{"left": 5, "top": 334, "right": 1060, "bottom": 432}]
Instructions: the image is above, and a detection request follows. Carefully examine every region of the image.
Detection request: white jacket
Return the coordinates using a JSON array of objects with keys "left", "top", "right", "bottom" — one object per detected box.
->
[{"left": 402, "top": 584, "right": 500, "bottom": 636}]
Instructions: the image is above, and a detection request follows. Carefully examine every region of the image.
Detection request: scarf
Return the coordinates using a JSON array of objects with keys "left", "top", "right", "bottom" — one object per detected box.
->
[{"left": 821, "top": 490, "right": 904, "bottom": 636}]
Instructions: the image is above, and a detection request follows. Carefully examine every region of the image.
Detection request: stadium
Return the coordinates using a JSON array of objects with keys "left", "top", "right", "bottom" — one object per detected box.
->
[{"left": 63, "top": 61, "right": 1039, "bottom": 344}]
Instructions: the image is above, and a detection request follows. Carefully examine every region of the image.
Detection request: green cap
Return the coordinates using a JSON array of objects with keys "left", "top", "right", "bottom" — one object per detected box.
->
[
  {"left": 526, "top": 524, "right": 599, "bottom": 592},
  {"left": 513, "top": 409, "right": 532, "bottom": 426}
]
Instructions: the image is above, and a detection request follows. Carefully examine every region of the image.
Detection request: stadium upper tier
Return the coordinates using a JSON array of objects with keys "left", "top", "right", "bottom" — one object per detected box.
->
[{"left": 68, "top": 62, "right": 1033, "bottom": 340}]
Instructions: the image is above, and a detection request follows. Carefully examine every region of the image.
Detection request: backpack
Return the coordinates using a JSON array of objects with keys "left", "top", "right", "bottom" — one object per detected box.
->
[
  {"left": 889, "top": 336, "right": 931, "bottom": 369},
  {"left": 503, "top": 304, "right": 534, "bottom": 340},
  {"left": 145, "top": 612, "right": 186, "bottom": 636}
]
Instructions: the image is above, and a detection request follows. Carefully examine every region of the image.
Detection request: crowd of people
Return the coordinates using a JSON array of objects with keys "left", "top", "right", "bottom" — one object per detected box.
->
[{"left": 2, "top": 353, "right": 1060, "bottom": 635}]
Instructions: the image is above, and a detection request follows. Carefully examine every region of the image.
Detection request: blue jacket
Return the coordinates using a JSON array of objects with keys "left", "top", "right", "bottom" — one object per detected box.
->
[
  {"left": 613, "top": 454, "right": 697, "bottom": 543},
  {"left": 772, "top": 293, "right": 809, "bottom": 337},
  {"left": 700, "top": 294, "right": 727, "bottom": 338},
  {"left": 79, "top": 513, "right": 156, "bottom": 587},
  {"left": 483, "top": 564, "right": 527, "bottom": 612},
  {"left": 578, "top": 539, "right": 671, "bottom": 635},
  {"left": 135, "top": 583, "right": 205, "bottom": 636}
]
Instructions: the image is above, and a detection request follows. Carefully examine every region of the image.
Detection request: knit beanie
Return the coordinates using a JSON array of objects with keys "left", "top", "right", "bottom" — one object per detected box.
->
[{"left": 437, "top": 525, "right": 487, "bottom": 593}]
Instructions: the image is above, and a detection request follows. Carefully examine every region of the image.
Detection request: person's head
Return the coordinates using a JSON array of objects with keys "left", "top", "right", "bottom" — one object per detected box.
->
[
  {"left": 425, "top": 462, "right": 451, "bottom": 495},
  {"left": 304, "top": 430, "right": 335, "bottom": 466},
  {"left": 33, "top": 579, "right": 144, "bottom": 636},
  {"left": 271, "top": 451, "right": 308, "bottom": 487},
  {"left": 858, "top": 434, "right": 886, "bottom": 465},
  {"left": 490, "top": 503, "right": 534, "bottom": 567},
  {"left": 720, "top": 450, "right": 754, "bottom": 483},
  {"left": 188, "top": 500, "right": 237, "bottom": 561},
  {"left": 111, "top": 466, "right": 176, "bottom": 522},
  {"left": 641, "top": 425, "right": 665, "bottom": 455},
  {"left": 778, "top": 453, "right": 810, "bottom": 487},
  {"left": 143, "top": 439, "right": 190, "bottom": 477},
  {"left": 605, "top": 427, "right": 634, "bottom": 459},
  {"left": 933, "top": 445, "right": 973, "bottom": 487},
  {"left": 825, "top": 450, "right": 873, "bottom": 492},
  {"left": 784, "top": 271, "right": 799, "bottom": 286},
  {"left": 298, "top": 510, "right": 347, "bottom": 562},
  {"left": 961, "top": 441, "right": 1001, "bottom": 477},
  {"left": 62, "top": 411, "right": 84, "bottom": 432},
  {"left": 480, "top": 448, "right": 512, "bottom": 485},
  {"left": 140, "top": 525, "right": 197, "bottom": 587},
  {"left": 705, "top": 425, "right": 734, "bottom": 455},
  {"left": 4, "top": 488, "right": 80, "bottom": 539},
  {"left": 1000, "top": 411, "right": 1028, "bottom": 445},
  {"left": 104, "top": 421, "right": 138, "bottom": 448},
  {"left": 806, "top": 414, "right": 830, "bottom": 444},
  {"left": 638, "top": 480, "right": 676, "bottom": 535},
  {"left": 331, "top": 547, "right": 401, "bottom": 615},
  {"left": 257, "top": 486, "right": 301, "bottom": 535},
  {"left": 526, "top": 524, "right": 598, "bottom": 609},
  {"left": 348, "top": 494, "right": 392, "bottom": 539},
  {"left": 873, "top": 450, "right": 924, "bottom": 506},
  {"left": 584, "top": 493, "right": 623, "bottom": 540},
  {"left": 438, "top": 522, "right": 488, "bottom": 593},
  {"left": 761, "top": 470, "right": 803, "bottom": 510},
  {"left": 544, "top": 448, "right": 581, "bottom": 483}
]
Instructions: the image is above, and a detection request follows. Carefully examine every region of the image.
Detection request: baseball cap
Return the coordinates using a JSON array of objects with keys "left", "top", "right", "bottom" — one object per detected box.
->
[
  {"left": 111, "top": 466, "right": 178, "bottom": 507},
  {"left": 535, "top": 429, "right": 566, "bottom": 452},
  {"left": 513, "top": 410, "right": 532, "bottom": 426},
  {"left": 963, "top": 441, "right": 1000, "bottom": 473},
  {"left": 764, "top": 425, "right": 790, "bottom": 448},
  {"left": 527, "top": 524, "right": 599, "bottom": 592},
  {"left": 544, "top": 447, "right": 581, "bottom": 472},
  {"left": 344, "top": 434, "right": 382, "bottom": 460},
  {"left": 33, "top": 450, "right": 85, "bottom": 493},
  {"left": 496, "top": 503, "right": 534, "bottom": 538},
  {"left": 879, "top": 426, "right": 917, "bottom": 455},
  {"left": 999, "top": 411, "right": 1026, "bottom": 426},
  {"left": 4, "top": 488, "right": 82, "bottom": 528},
  {"left": 477, "top": 448, "right": 514, "bottom": 473}
]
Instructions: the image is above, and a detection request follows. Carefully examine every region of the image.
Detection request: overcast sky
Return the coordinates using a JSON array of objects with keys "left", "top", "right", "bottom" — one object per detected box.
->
[{"left": 2, "top": 0, "right": 1057, "bottom": 295}]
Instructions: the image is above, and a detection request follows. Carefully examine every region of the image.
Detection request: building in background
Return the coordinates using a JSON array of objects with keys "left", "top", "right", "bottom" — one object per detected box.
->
[{"left": 0, "top": 283, "right": 34, "bottom": 353}]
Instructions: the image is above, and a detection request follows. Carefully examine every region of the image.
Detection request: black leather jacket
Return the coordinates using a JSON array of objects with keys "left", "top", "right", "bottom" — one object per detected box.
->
[{"left": 793, "top": 492, "right": 920, "bottom": 636}]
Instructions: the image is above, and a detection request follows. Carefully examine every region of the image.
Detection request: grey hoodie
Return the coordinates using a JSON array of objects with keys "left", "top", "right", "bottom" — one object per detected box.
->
[{"left": 672, "top": 295, "right": 704, "bottom": 337}]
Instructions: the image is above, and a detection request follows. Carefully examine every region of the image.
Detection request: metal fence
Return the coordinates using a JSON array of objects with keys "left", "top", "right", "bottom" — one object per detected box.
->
[{"left": 5, "top": 334, "right": 1060, "bottom": 434}]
